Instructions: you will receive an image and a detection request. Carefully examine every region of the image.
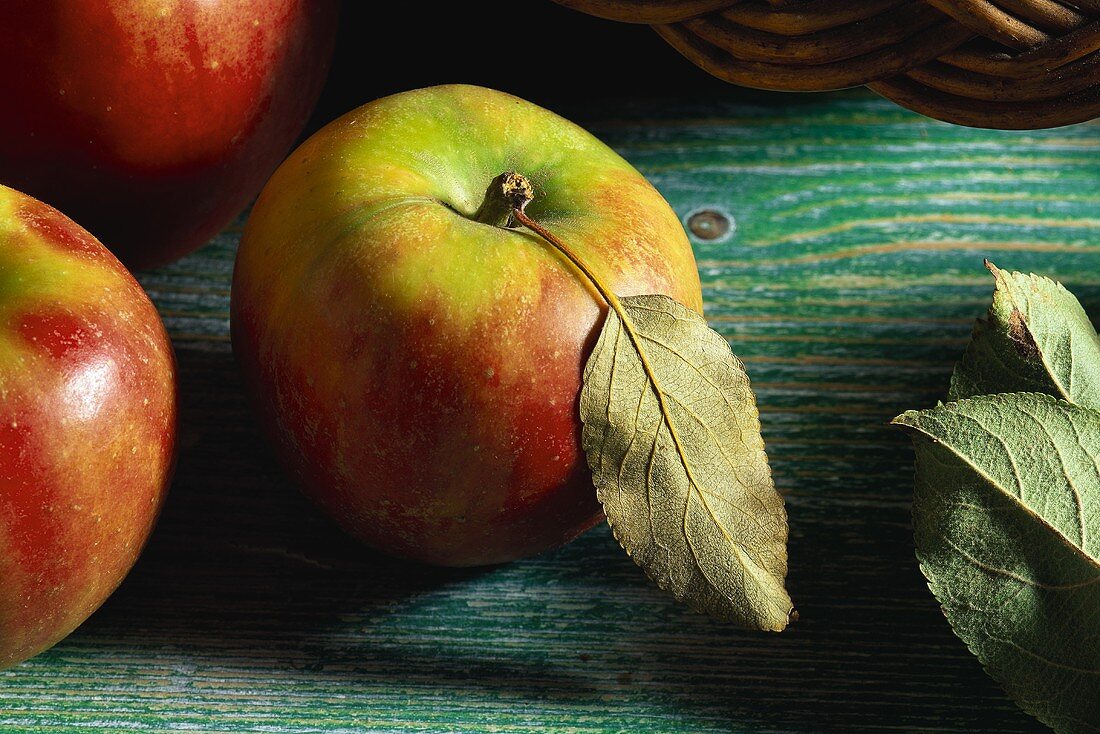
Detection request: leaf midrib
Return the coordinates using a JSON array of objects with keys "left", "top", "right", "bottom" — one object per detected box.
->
[
  {"left": 1000, "top": 278, "right": 1074, "bottom": 404},
  {"left": 610, "top": 302, "right": 786, "bottom": 606},
  {"left": 902, "top": 413, "right": 1100, "bottom": 576}
]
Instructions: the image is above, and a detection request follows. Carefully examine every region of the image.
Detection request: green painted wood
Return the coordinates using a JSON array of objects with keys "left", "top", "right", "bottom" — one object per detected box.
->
[{"left": 2, "top": 91, "right": 1097, "bottom": 733}]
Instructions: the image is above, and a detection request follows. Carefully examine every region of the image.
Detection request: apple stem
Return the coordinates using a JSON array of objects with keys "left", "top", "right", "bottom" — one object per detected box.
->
[
  {"left": 479, "top": 170, "right": 623, "bottom": 312},
  {"left": 510, "top": 203, "right": 624, "bottom": 317},
  {"left": 511, "top": 180, "right": 683, "bottom": 492},
  {"left": 472, "top": 171, "right": 534, "bottom": 228}
]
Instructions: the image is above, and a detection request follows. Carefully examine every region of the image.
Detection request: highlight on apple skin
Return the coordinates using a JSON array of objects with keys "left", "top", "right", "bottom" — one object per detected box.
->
[
  {"left": 231, "top": 84, "right": 702, "bottom": 567},
  {"left": 0, "top": 0, "right": 338, "bottom": 268},
  {"left": 0, "top": 184, "right": 177, "bottom": 670}
]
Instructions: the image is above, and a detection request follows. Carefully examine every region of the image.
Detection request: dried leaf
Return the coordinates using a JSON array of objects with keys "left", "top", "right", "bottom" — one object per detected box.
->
[
  {"left": 950, "top": 261, "right": 1100, "bottom": 408},
  {"left": 894, "top": 393, "right": 1100, "bottom": 733},
  {"left": 579, "top": 294, "right": 792, "bottom": 631}
]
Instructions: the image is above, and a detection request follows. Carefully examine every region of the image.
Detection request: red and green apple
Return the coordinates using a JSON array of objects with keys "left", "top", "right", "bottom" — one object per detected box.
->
[
  {"left": 231, "top": 84, "right": 702, "bottom": 566},
  {"left": 0, "top": 0, "right": 338, "bottom": 268},
  {"left": 0, "top": 185, "right": 176, "bottom": 669}
]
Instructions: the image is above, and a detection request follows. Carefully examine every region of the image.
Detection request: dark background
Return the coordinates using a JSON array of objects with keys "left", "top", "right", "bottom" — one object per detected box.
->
[{"left": 306, "top": 2, "right": 760, "bottom": 132}]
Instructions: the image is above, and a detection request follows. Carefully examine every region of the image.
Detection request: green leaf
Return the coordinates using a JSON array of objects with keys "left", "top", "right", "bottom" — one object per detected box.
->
[
  {"left": 893, "top": 393, "right": 1100, "bottom": 733},
  {"left": 950, "top": 261, "right": 1100, "bottom": 408},
  {"left": 579, "top": 294, "right": 792, "bottom": 631}
]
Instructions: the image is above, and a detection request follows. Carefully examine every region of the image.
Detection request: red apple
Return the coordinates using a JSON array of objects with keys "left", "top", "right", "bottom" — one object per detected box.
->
[
  {"left": 0, "top": 0, "right": 338, "bottom": 269},
  {"left": 0, "top": 184, "right": 176, "bottom": 669},
  {"left": 231, "top": 85, "right": 702, "bottom": 566}
]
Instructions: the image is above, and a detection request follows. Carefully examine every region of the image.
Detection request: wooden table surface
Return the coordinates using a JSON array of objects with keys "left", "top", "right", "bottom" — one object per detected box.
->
[{"left": 3, "top": 91, "right": 1097, "bottom": 733}]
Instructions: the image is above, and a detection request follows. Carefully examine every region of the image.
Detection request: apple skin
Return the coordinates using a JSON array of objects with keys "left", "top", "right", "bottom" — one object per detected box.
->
[
  {"left": 0, "top": 0, "right": 338, "bottom": 269},
  {"left": 231, "top": 85, "right": 702, "bottom": 566},
  {"left": 0, "top": 185, "right": 176, "bottom": 669}
]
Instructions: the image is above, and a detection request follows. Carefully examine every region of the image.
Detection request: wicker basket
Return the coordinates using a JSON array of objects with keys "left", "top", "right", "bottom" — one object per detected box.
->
[{"left": 555, "top": 0, "right": 1100, "bottom": 129}]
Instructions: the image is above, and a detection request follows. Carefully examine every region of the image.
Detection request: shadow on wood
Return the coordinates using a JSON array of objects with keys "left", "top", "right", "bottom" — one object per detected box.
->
[{"left": 68, "top": 339, "right": 1044, "bottom": 732}]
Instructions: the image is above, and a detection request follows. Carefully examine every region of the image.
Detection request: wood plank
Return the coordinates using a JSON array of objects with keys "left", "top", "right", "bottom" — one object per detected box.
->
[{"left": 3, "top": 91, "right": 1095, "bottom": 732}]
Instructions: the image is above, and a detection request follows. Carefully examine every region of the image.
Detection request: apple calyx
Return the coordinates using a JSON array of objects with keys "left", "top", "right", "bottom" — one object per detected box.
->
[{"left": 473, "top": 171, "right": 534, "bottom": 228}]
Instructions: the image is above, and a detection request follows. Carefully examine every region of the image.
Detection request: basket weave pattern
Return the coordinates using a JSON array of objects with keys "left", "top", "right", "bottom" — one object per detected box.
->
[{"left": 555, "top": 0, "right": 1100, "bottom": 129}]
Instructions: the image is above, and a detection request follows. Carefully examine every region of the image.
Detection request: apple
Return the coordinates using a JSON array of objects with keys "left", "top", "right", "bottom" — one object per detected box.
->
[
  {"left": 231, "top": 85, "right": 702, "bottom": 566},
  {"left": 0, "top": 0, "right": 338, "bottom": 269},
  {"left": 0, "top": 184, "right": 176, "bottom": 669}
]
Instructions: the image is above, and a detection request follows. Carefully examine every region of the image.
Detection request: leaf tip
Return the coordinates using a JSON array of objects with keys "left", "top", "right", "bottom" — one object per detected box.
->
[
  {"left": 889, "top": 411, "right": 918, "bottom": 429},
  {"left": 755, "top": 607, "right": 794, "bottom": 633},
  {"left": 755, "top": 592, "right": 797, "bottom": 633}
]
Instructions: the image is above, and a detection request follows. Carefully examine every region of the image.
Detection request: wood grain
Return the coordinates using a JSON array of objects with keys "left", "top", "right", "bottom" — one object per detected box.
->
[{"left": 2, "top": 91, "right": 1097, "bottom": 732}]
